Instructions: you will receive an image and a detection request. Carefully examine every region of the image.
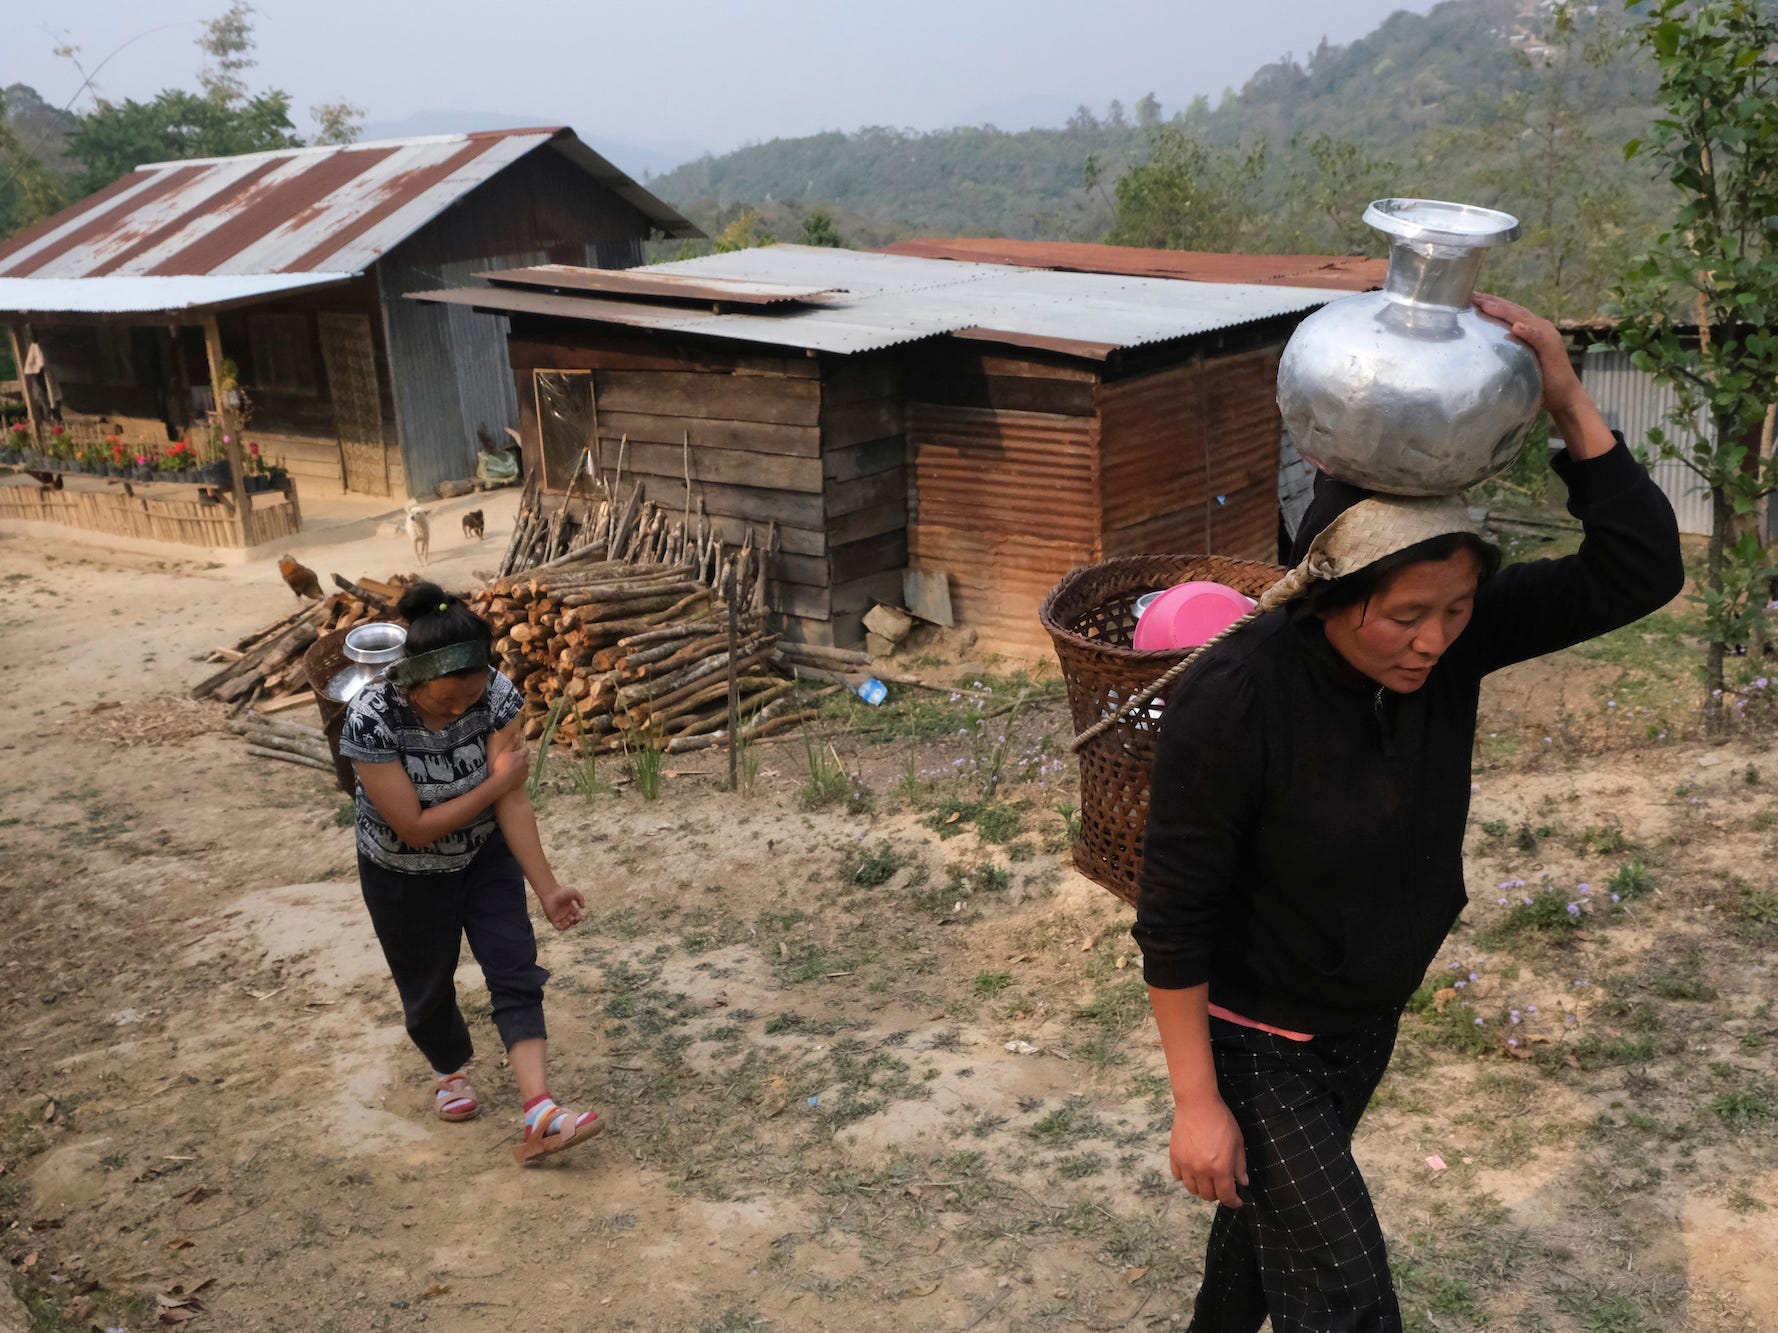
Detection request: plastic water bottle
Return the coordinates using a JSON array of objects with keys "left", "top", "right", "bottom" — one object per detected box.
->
[{"left": 854, "top": 677, "right": 887, "bottom": 707}]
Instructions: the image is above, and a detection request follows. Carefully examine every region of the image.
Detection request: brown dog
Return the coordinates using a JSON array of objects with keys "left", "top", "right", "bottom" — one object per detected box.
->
[{"left": 462, "top": 508, "right": 484, "bottom": 541}]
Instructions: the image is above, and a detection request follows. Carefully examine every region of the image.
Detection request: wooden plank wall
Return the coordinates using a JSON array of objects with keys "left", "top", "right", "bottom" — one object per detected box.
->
[
  {"left": 812, "top": 359, "right": 905, "bottom": 647},
  {"left": 904, "top": 347, "right": 1101, "bottom": 659},
  {"left": 1095, "top": 346, "right": 1284, "bottom": 564},
  {"left": 510, "top": 330, "right": 877, "bottom": 644}
]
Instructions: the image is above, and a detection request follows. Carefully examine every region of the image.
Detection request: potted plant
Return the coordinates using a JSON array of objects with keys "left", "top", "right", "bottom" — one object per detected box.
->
[
  {"left": 132, "top": 452, "right": 155, "bottom": 482},
  {"left": 266, "top": 459, "right": 290, "bottom": 492}
]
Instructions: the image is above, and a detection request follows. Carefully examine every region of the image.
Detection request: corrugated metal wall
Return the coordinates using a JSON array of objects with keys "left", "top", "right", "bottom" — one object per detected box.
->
[
  {"left": 378, "top": 146, "right": 654, "bottom": 497},
  {"left": 1581, "top": 348, "right": 1714, "bottom": 536},
  {"left": 906, "top": 400, "right": 1099, "bottom": 659},
  {"left": 1096, "top": 346, "right": 1284, "bottom": 563}
]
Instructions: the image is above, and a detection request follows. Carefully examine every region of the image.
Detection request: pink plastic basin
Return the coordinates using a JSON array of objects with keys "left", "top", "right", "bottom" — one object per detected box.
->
[{"left": 1130, "top": 580, "right": 1256, "bottom": 652}]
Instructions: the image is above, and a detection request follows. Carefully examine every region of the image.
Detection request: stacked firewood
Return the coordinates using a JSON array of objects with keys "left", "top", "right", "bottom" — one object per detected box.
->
[
  {"left": 469, "top": 556, "right": 815, "bottom": 754},
  {"left": 499, "top": 451, "right": 775, "bottom": 615},
  {"left": 192, "top": 574, "right": 405, "bottom": 712}
]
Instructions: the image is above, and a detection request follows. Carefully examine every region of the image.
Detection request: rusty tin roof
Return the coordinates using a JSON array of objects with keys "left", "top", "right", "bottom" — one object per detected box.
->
[
  {"left": 879, "top": 237, "right": 1387, "bottom": 291},
  {"left": 0, "top": 127, "right": 699, "bottom": 286}
]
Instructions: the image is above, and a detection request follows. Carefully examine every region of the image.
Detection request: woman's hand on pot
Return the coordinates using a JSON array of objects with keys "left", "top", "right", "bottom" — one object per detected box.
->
[
  {"left": 1473, "top": 292, "right": 1583, "bottom": 416},
  {"left": 1170, "top": 1096, "right": 1249, "bottom": 1208}
]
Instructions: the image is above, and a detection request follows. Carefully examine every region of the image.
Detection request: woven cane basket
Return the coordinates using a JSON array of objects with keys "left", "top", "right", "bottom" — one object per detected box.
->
[
  {"left": 304, "top": 627, "right": 370, "bottom": 797},
  {"left": 1040, "top": 554, "right": 1284, "bottom": 906}
]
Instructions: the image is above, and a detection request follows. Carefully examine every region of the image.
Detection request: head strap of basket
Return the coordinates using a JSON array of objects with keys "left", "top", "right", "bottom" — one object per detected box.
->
[{"left": 1069, "top": 493, "right": 1482, "bottom": 752}]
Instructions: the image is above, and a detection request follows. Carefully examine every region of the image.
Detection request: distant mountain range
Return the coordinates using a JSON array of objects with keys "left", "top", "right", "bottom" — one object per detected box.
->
[{"left": 357, "top": 109, "right": 708, "bottom": 180}]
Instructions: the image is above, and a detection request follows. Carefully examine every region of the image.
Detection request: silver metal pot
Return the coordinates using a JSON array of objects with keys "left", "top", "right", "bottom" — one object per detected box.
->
[
  {"left": 344, "top": 622, "right": 407, "bottom": 664},
  {"left": 1276, "top": 198, "right": 1543, "bottom": 496},
  {"left": 322, "top": 661, "right": 387, "bottom": 705}
]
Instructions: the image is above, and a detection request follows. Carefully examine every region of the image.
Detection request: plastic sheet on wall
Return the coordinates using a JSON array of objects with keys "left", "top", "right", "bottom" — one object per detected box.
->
[{"left": 533, "top": 369, "right": 594, "bottom": 491}]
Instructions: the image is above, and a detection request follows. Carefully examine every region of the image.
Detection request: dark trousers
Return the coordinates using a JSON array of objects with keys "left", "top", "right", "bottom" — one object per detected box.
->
[
  {"left": 1189, "top": 1014, "right": 1402, "bottom": 1333},
  {"left": 358, "top": 834, "right": 548, "bottom": 1074}
]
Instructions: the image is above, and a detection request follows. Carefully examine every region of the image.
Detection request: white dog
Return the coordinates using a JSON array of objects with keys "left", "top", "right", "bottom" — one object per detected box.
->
[{"left": 404, "top": 500, "right": 431, "bottom": 566}]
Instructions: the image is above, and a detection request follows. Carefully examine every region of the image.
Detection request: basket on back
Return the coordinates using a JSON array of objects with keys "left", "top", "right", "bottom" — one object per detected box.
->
[
  {"left": 304, "top": 627, "right": 364, "bottom": 796},
  {"left": 1040, "top": 554, "right": 1284, "bottom": 905}
]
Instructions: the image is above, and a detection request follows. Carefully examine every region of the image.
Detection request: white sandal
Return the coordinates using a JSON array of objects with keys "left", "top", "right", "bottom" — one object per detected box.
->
[{"left": 434, "top": 1073, "right": 480, "bottom": 1122}]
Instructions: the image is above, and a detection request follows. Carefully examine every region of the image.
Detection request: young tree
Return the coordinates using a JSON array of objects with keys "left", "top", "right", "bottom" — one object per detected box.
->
[
  {"left": 712, "top": 207, "right": 775, "bottom": 253},
  {"left": 1106, "top": 126, "right": 1266, "bottom": 252},
  {"left": 198, "top": 1, "right": 257, "bottom": 107},
  {"left": 1610, "top": 0, "right": 1778, "bottom": 715},
  {"left": 799, "top": 208, "right": 842, "bottom": 247},
  {"left": 1278, "top": 133, "right": 1396, "bottom": 255},
  {"left": 310, "top": 100, "right": 364, "bottom": 146}
]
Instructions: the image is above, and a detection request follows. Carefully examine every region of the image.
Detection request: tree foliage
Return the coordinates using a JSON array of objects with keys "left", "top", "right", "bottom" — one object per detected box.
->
[
  {"left": 0, "top": 90, "right": 68, "bottom": 238},
  {"left": 799, "top": 208, "right": 842, "bottom": 247},
  {"left": 1105, "top": 126, "right": 1266, "bottom": 252},
  {"left": 1608, "top": 0, "right": 1778, "bottom": 706},
  {"left": 65, "top": 89, "right": 300, "bottom": 195}
]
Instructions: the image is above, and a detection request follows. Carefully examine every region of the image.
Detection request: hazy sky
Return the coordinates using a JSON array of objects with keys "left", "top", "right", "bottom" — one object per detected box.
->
[{"left": 4, "top": 0, "right": 1444, "bottom": 168}]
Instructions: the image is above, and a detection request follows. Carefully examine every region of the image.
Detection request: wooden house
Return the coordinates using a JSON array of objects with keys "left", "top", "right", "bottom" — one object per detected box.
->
[
  {"left": 0, "top": 128, "right": 698, "bottom": 500},
  {"left": 414, "top": 246, "right": 1356, "bottom": 656}
]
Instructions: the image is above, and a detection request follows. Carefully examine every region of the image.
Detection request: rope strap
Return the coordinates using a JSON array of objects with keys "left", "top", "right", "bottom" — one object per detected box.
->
[{"left": 1067, "top": 562, "right": 1315, "bottom": 754}]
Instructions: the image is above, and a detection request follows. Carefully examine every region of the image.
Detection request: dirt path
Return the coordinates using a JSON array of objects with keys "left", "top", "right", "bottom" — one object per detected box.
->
[{"left": 1, "top": 529, "right": 1774, "bottom": 1331}]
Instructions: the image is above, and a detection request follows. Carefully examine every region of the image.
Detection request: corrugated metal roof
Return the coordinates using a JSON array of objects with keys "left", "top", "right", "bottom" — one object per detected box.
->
[
  {"left": 481, "top": 263, "right": 840, "bottom": 305},
  {"left": 0, "top": 128, "right": 698, "bottom": 285},
  {"left": 414, "top": 245, "right": 1338, "bottom": 360},
  {"left": 879, "top": 238, "right": 1388, "bottom": 292},
  {"left": 0, "top": 271, "right": 354, "bottom": 313}
]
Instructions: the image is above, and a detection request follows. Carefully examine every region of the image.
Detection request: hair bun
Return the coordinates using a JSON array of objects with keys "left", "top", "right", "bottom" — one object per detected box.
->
[{"left": 396, "top": 580, "right": 450, "bottom": 622}]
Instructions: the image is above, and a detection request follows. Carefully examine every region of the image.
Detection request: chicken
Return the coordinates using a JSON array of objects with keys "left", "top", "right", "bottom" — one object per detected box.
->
[{"left": 279, "top": 554, "right": 323, "bottom": 601}]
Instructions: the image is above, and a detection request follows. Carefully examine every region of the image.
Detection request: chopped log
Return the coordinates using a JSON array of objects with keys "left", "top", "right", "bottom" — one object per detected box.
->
[
  {"left": 331, "top": 573, "right": 392, "bottom": 609},
  {"left": 777, "top": 641, "right": 872, "bottom": 669},
  {"left": 246, "top": 745, "right": 334, "bottom": 772}
]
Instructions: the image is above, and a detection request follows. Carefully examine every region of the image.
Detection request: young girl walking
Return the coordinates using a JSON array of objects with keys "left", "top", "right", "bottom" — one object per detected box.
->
[{"left": 339, "top": 581, "right": 604, "bottom": 1164}]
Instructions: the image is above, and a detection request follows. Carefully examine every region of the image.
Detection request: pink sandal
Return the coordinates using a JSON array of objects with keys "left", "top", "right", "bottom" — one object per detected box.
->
[
  {"left": 434, "top": 1073, "right": 480, "bottom": 1122},
  {"left": 512, "top": 1098, "right": 605, "bottom": 1164}
]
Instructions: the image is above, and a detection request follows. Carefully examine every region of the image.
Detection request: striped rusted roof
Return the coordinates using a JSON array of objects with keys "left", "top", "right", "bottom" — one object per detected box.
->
[
  {"left": 0, "top": 127, "right": 698, "bottom": 282},
  {"left": 878, "top": 238, "right": 1387, "bottom": 292}
]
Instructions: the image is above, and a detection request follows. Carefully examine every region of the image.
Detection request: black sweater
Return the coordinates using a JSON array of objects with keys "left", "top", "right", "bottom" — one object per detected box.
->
[{"left": 1132, "top": 441, "right": 1684, "bottom": 1034}]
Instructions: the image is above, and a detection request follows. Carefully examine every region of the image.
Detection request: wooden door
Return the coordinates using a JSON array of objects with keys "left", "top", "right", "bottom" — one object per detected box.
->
[{"left": 318, "top": 312, "right": 389, "bottom": 496}]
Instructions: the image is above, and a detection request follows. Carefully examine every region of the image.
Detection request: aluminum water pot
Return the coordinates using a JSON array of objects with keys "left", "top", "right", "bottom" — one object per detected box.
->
[{"left": 1276, "top": 198, "right": 1542, "bottom": 496}]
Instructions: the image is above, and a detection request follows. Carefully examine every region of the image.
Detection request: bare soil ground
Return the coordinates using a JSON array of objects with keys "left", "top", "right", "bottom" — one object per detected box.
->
[{"left": 2, "top": 524, "right": 1775, "bottom": 1333}]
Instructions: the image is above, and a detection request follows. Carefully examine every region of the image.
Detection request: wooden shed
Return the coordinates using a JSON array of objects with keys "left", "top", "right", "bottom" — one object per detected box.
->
[
  {"left": 0, "top": 127, "right": 698, "bottom": 500},
  {"left": 414, "top": 246, "right": 1349, "bottom": 656}
]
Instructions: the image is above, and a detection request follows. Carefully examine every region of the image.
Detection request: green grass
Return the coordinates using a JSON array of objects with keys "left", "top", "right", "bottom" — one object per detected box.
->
[
  {"left": 841, "top": 841, "right": 904, "bottom": 887},
  {"left": 1027, "top": 1096, "right": 1110, "bottom": 1146},
  {"left": 798, "top": 733, "right": 848, "bottom": 810},
  {"left": 972, "top": 970, "right": 1012, "bottom": 996},
  {"left": 1709, "top": 1083, "right": 1778, "bottom": 1130},
  {"left": 1608, "top": 860, "right": 1657, "bottom": 902}
]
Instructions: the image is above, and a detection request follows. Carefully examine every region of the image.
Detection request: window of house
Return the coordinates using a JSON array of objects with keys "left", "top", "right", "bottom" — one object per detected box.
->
[{"left": 248, "top": 313, "right": 319, "bottom": 393}]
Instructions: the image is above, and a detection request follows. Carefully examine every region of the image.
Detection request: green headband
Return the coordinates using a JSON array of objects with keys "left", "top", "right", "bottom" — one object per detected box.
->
[{"left": 388, "top": 640, "right": 489, "bottom": 688}]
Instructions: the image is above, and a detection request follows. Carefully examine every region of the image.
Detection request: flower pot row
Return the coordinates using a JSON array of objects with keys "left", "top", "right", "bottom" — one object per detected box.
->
[{"left": 0, "top": 449, "right": 249, "bottom": 486}]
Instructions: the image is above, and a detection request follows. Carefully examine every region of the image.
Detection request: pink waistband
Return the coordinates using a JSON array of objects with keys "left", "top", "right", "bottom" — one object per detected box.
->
[{"left": 1209, "top": 1003, "right": 1315, "bottom": 1042}]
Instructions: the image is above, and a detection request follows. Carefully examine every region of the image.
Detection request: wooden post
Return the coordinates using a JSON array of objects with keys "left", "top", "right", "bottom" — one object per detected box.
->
[
  {"left": 726, "top": 564, "right": 740, "bottom": 792},
  {"left": 7, "top": 322, "right": 41, "bottom": 444},
  {"left": 202, "top": 314, "right": 251, "bottom": 541}
]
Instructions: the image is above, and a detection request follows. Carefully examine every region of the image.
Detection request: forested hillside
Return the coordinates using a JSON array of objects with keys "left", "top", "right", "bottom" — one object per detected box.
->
[{"left": 650, "top": 0, "right": 1662, "bottom": 315}]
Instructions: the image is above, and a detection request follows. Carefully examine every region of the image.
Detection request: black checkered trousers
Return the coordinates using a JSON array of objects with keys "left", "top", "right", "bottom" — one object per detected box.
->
[{"left": 1187, "top": 1013, "right": 1403, "bottom": 1332}]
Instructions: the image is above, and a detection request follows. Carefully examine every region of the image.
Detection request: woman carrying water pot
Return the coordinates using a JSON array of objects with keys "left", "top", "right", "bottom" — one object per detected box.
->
[
  {"left": 1133, "top": 295, "right": 1683, "bottom": 1331},
  {"left": 340, "top": 581, "right": 604, "bottom": 1164}
]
